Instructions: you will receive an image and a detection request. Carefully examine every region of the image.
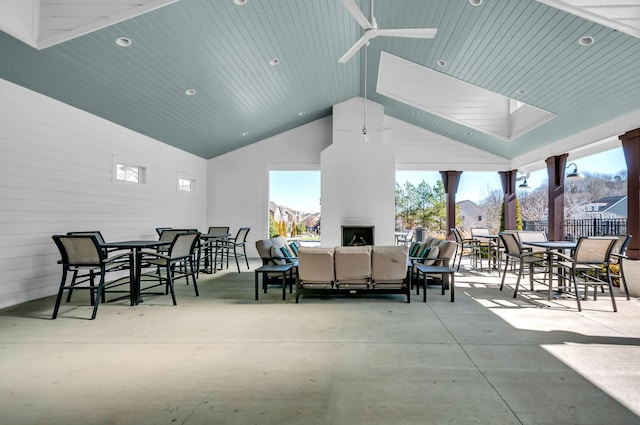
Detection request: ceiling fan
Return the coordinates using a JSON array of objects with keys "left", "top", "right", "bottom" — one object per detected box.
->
[{"left": 337, "top": 0, "right": 438, "bottom": 64}]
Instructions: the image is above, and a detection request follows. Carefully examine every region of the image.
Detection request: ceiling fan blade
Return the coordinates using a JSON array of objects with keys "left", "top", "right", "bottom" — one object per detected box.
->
[
  {"left": 376, "top": 28, "right": 438, "bottom": 39},
  {"left": 338, "top": 32, "right": 374, "bottom": 64},
  {"left": 340, "top": 0, "right": 373, "bottom": 30}
]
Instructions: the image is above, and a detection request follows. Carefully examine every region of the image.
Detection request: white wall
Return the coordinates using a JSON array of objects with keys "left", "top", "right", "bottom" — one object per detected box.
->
[
  {"left": 0, "top": 79, "right": 207, "bottom": 309},
  {"left": 206, "top": 117, "right": 333, "bottom": 257}
]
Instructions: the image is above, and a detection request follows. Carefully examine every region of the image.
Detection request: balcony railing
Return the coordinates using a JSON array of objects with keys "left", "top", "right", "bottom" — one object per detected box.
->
[{"left": 522, "top": 218, "right": 627, "bottom": 240}]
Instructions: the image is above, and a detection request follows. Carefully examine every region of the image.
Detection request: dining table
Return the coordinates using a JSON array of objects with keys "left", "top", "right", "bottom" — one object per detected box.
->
[
  {"left": 522, "top": 240, "right": 577, "bottom": 300},
  {"left": 101, "top": 239, "right": 172, "bottom": 305}
]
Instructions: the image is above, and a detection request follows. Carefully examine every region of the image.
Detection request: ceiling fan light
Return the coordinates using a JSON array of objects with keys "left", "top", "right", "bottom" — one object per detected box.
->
[{"left": 469, "top": 0, "right": 483, "bottom": 6}]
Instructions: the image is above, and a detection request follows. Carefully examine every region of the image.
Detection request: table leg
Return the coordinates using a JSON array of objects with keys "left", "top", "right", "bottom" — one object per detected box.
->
[
  {"left": 254, "top": 271, "right": 259, "bottom": 300},
  {"left": 128, "top": 250, "right": 136, "bottom": 306},
  {"left": 135, "top": 249, "right": 143, "bottom": 304},
  {"left": 450, "top": 272, "right": 455, "bottom": 302},
  {"left": 282, "top": 270, "right": 286, "bottom": 301},
  {"left": 423, "top": 271, "right": 427, "bottom": 303}
]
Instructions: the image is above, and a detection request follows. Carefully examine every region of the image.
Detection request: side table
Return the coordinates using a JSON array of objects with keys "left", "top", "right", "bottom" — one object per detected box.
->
[
  {"left": 254, "top": 264, "right": 295, "bottom": 301},
  {"left": 414, "top": 264, "right": 456, "bottom": 302}
]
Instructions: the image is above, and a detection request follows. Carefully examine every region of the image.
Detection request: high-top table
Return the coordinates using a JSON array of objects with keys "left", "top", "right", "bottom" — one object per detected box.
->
[
  {"left": 101, "top": 240, "right": 171, "bottom": 305},
  {"left": 523, "top": 240, "right": 577, "bottom": 300}
]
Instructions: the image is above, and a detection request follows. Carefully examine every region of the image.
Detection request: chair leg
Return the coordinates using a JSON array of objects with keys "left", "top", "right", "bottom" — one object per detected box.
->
[
  {"left": 243, "top": 245, "right": 249, "bottom": 270},
  {"left": 572, "top": 269, "right": 582, "bottom": 312},
  {"left": 499, "top": 256, "right": 509, "bottom": 291},
  {"left": 52, "top": 269, "right": 68, "bottom": 319},
  {"left": 90, "top": 275, "right": 105, "bottom": 320},
  {"left": 513, "top": 259, "right": 524, "bottom": 298},
  {"left": 189, "top": 259, "right": 199, "bottom": 297},
  {"left": 66, "top": 269, "right": 79, "bottom": 302},
  {"left": 167, "top": 267, "right": 177, "bottom": 305},
  {"left": 234, "top": 245, "right": 241, "bottom": 273}
]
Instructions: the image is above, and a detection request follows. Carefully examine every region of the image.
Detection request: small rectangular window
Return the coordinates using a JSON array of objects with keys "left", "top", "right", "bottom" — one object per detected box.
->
[
  {"left": 177, "top": 173, "right": 196, "bottom": 193},
  {"left": 477, "top": 215, "right": 482, "bottom": 221},
  {"left": 115, "top": 162, "right": 146, "bottom": 184},
  {"left": 178, "top": 177, "right": 193, "bottom": 192}
]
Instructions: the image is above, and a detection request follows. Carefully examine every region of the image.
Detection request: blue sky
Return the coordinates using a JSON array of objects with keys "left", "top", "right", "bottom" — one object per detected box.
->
[{"left": 269, "top": 148, "right": 627, "bottom": 212}]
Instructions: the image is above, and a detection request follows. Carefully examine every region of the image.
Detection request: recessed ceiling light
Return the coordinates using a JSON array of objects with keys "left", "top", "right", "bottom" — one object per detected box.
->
[
  {"left": 578, "top": 36, "right": 595, "bottom": 46},
  {"left": 516, "top": 89, "right": 527, "bottom": 95},
  {"left": 465, "top": 131, "right": 472, "bottom": 135},
  {"left": 412, "top": 112, "right": 419, "bottom": 117},
  {"left": 469, "top": 0, "right": 483, "bottom": 6},
  {"left": 233, "top": 0, "right": 247, "bottom": 5},
  {"left": 298, "top": 111, "right": 305, "bottom": 116},
  {"left": 184, "top": 89, "right": 196, "bottom": 96},
  {"left": 270, "top": 58, "right": 280, "bottom": 66},
  {"left": 437, "top": 59, "right": 447, "bottom": 67},
  {"left": 241, "top": 131, "right": 249, "bottom": 136},
  {"left": 115, "top": 37, "right": 132, "bottom": 47}
]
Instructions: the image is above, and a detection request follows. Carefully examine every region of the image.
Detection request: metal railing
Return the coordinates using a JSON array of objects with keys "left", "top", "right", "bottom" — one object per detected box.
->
[{"left": 522, "top": 218, "right": 627, "bottom": 240}]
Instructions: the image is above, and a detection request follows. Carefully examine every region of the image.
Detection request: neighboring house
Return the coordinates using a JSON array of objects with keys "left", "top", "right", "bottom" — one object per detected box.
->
[
  {"left": 581, "top": 195, "right": 627, "bottom": 219},
  {"left": 457, "top": 200, "right": 487, "bottom": 230}
]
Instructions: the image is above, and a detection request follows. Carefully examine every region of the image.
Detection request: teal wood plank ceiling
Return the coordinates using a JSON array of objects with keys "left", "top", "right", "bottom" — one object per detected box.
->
[{"left": 0, "top": 0, "right": 639, "bottom": 159}]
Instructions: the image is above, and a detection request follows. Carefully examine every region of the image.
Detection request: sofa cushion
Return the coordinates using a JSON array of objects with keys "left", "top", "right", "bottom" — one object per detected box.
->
[
  {"left": 297, "top": 247, "right": 335, "bottom": 286},
  {"left": 334, "top": 246, "right": 372, "bottom": 286},
  {"left": 372, "top": 246, "right": 408, "bottom": 287}
]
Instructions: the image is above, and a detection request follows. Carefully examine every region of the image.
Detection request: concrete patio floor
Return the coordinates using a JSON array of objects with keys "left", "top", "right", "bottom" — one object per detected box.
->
[{"left": 1, "top": 258, "right": 639, "bottom": 425}]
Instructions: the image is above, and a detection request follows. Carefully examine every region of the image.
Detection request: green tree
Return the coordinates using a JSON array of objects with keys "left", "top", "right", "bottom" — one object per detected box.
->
[{"left": 269, "top": 216, "right": 279, "bottom": 238}]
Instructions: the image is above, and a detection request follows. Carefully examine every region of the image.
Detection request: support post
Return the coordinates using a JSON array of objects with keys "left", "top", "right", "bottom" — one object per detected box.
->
[
  {"left": 440, "top": 171, "right": 462, "bottom": 240},
  {"left": 620, "top": 128, "right": 640, "bottom": 260},
  {"left": 546, "top": 154, "right": 568, "bottom": 241},
  {"left": 498, "top": 170, "right": 518, "bottom": 230}
]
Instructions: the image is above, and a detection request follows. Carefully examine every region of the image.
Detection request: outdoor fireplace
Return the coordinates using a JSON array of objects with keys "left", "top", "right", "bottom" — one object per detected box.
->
[{"left": 341, "top": 226, "right": 375, "bottom": 246}]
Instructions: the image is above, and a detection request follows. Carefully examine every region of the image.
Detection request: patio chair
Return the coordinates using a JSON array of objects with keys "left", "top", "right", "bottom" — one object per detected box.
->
[
  {"left": 200, "top": 226, "right": 230, "bottom": 273},
  {"left": 470, "top": 227, "right": 499, "bottom": 271},
  {"left": 499, "top": 232, "right": 547, "bottom": 298},
  {"left": 51, "top": 234, "right": 131, "bottom": 320},
  {"left": 140, "top": 232, "right": 201, "bottom": 303},
  {"left": 450, "top": 228, "right": 477, "bottom": 271},
  {"left": 221, "top": 227, "right": 251, "bottom": 273},
  {"left": 603, "top": 234, "right": 632, "bottom": 300},
  {"left": 555, "top": 236, "right": 618, "bottom": 312}
]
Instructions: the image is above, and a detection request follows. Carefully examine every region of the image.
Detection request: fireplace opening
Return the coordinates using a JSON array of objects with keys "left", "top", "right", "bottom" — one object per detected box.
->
[{"left": 341, "top": 226, "right": 375, "bottom": 246}]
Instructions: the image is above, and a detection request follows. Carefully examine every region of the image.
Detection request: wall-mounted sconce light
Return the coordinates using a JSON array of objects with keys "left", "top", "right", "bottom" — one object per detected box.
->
[
  {"left": 566, "top": 163, "right": 585, "bottom": 180},
  {"left": 516, "top": 173, "right": 531, "bottom": 189}
]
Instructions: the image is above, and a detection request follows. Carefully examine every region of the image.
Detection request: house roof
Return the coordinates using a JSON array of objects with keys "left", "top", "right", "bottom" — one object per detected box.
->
[
  {"left": 592, "top": 195, "right": 626, "bottom": 212},
  {"left": 1, "top": 1, "right": 639, "bottom": 160}
]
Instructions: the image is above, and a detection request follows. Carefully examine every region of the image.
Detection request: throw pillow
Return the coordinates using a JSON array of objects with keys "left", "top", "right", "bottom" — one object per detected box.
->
[
  {"left": 419, "top": 246, "right": 432, "bottom": 259},
  {"left": 280, "top": 246, "right": 292, "bottom": 258},
  {"left": 288, "top": 242, "right": 299, "bottom": 255}
]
